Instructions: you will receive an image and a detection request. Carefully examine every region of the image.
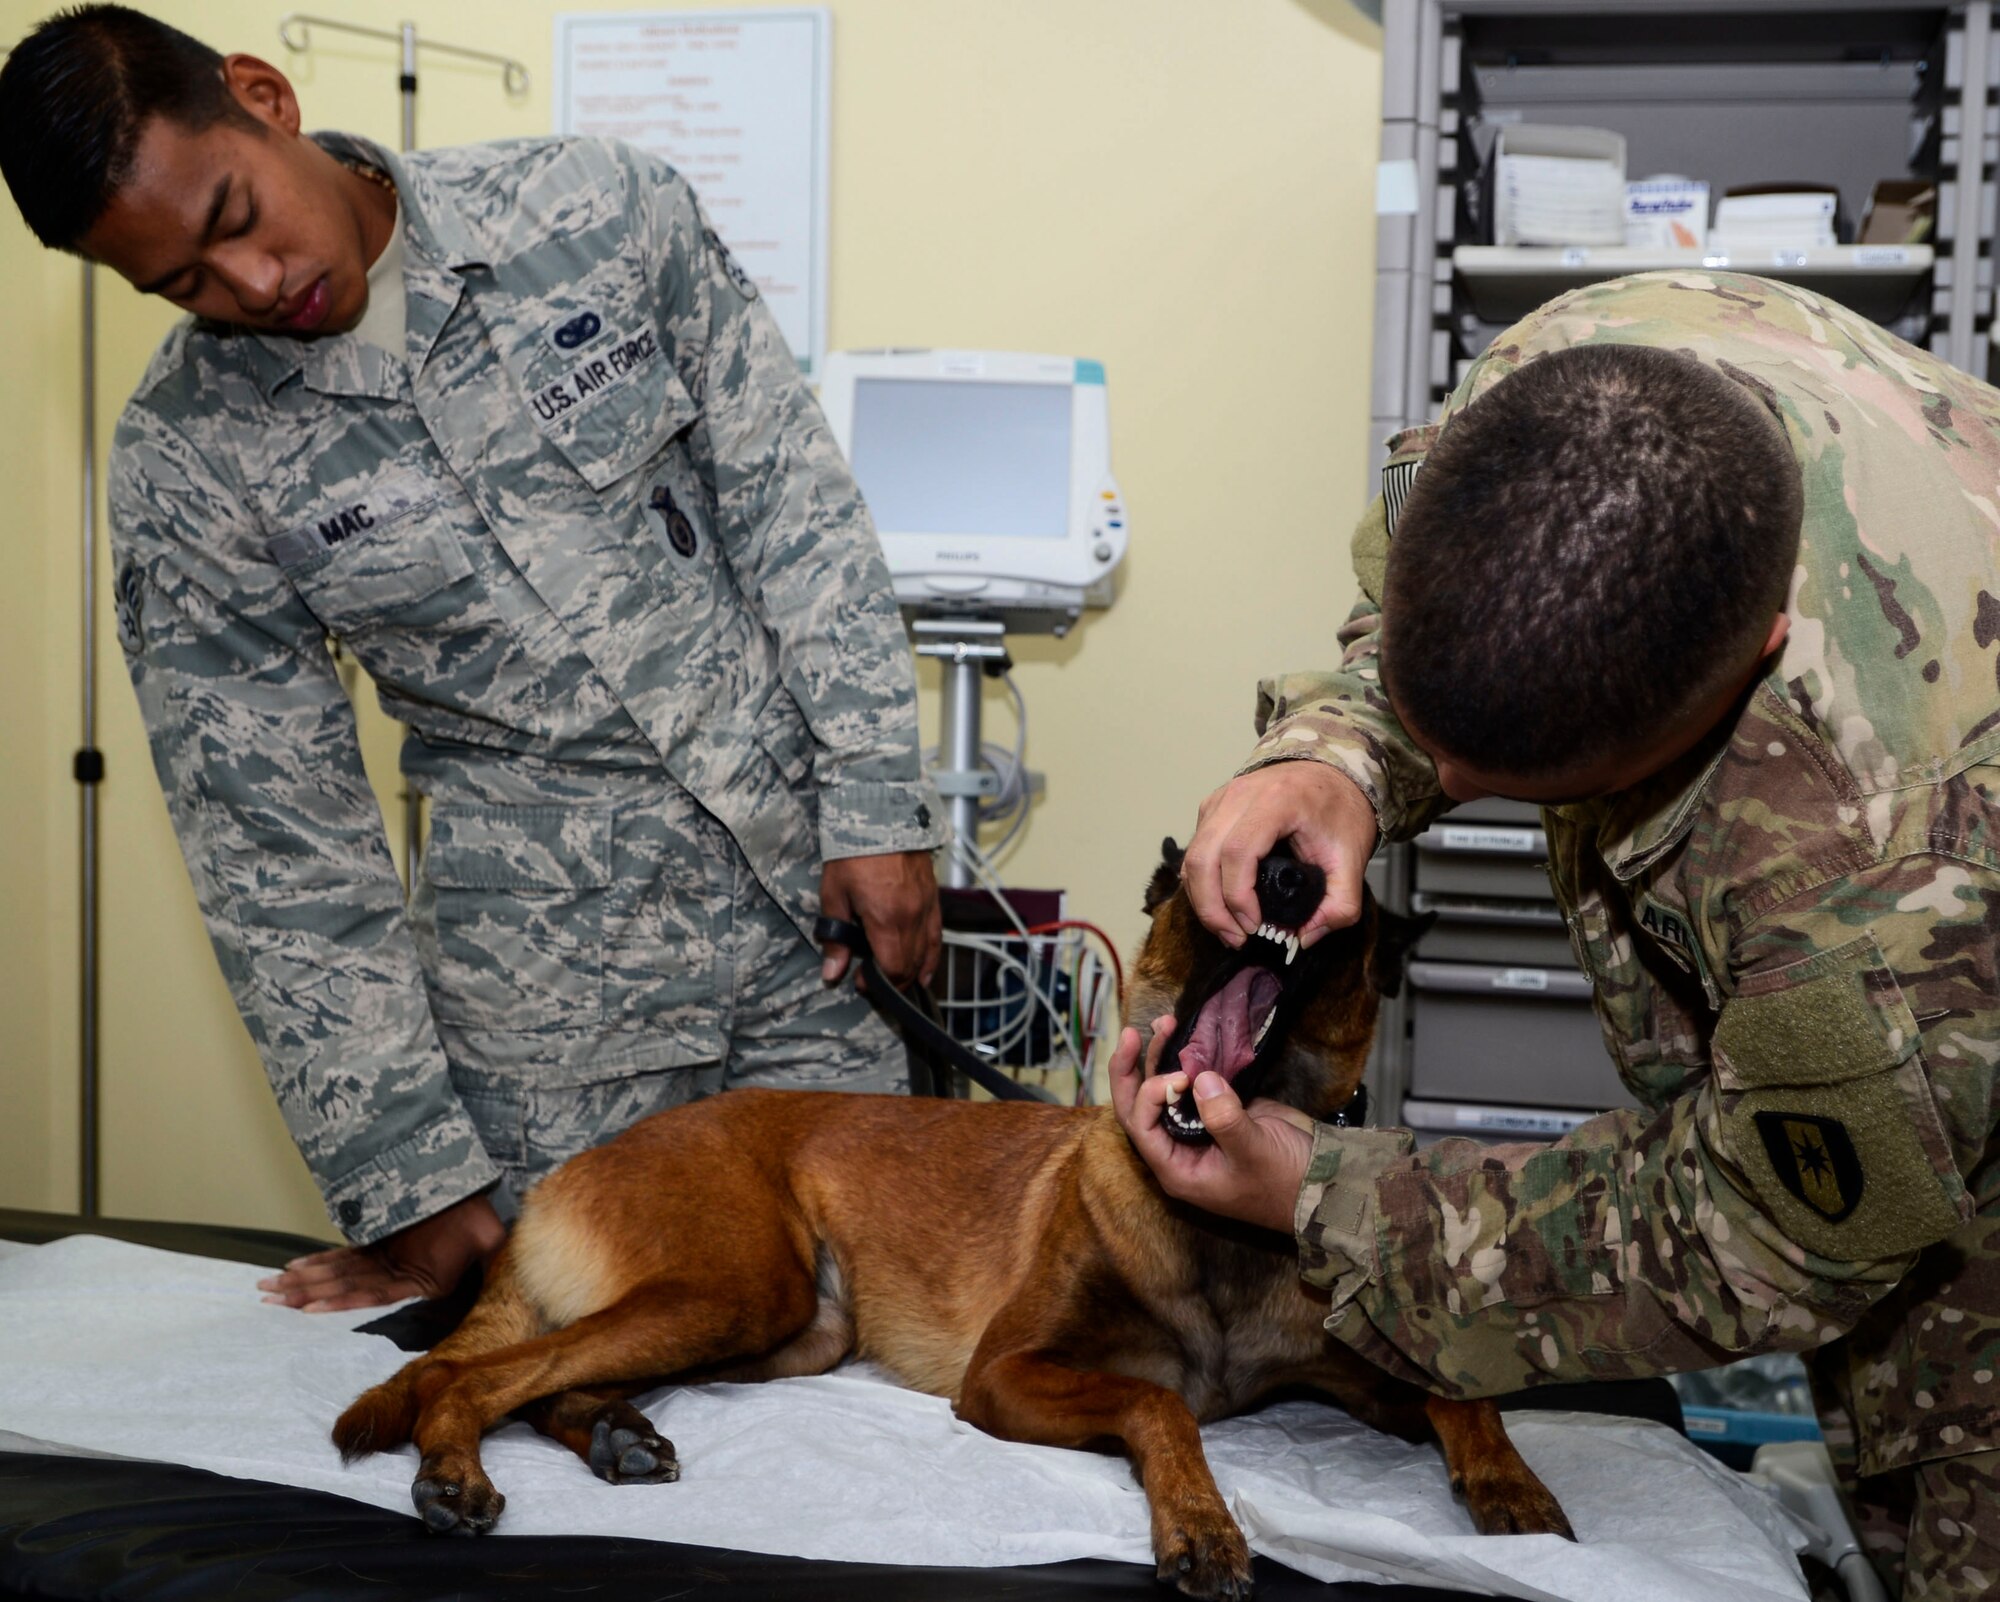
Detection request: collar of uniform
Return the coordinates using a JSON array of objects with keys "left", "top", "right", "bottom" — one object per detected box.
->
[
  {"left": 237, "top": 132, "right": 489, "bottom": 399},
  {"left": 311, "top": 133, "right": 491, "bottom": 273},
  {"left": 1550, "top": 715, "right": 1737, "bottom": 883}
]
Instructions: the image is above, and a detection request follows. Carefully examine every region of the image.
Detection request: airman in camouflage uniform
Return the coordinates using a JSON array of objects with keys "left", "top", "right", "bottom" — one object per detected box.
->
[
  {"left": 1241, "top": 273, "right": 2000, "bottom": 1596},
  {"left": 107, "top": 131, "right": 944, "bottom": 1245}
]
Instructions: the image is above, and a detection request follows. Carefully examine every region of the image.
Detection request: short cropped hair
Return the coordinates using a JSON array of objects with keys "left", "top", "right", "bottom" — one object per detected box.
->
[
  {"left": 1381, "top": 343, "right": 1802, "bottom": 779},
  {"left": 0, "top": 4, "right": 249, "bottom": 252}
]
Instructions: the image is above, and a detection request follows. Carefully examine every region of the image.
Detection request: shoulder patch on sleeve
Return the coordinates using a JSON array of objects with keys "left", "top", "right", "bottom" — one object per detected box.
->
[{"left": 1716, "top": 932, "right": 1968, "bottom": 1263}]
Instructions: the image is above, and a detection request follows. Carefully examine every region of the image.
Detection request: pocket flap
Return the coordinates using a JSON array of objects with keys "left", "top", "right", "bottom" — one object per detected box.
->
[
  {"left": 1714, "top": 932, "right": 1919, "bottom": 1089},
  {"left": 533, "top": 327, "right": 699, "bottom": 491},
  {"left": 425, "top": 806, "right": 613, "bottom": 891}
]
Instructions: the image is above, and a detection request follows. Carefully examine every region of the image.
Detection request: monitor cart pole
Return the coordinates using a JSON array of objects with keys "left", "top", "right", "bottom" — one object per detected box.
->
[{"left": 911, "top": 616, "right": 1010, "bottom": 889}]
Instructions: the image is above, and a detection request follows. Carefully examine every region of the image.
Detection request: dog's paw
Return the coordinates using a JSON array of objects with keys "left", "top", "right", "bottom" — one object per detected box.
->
[
  {"left": 1153, "top": 1510, "right": 1254, "bottom": 1601},
  {"left": 1458, "top": 1466, "right": 1575, "bottom": 1540},
  {"left": 587, "top": 1411, "right": 680, "bottom": 1485},
  {"left": 411, "top": 1457, "right": 505, "bottom": 1536}
]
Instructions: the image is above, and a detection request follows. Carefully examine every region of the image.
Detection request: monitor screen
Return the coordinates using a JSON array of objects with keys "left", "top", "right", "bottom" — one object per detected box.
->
[{"left": 848, "top": 378, "right": 1073, "bottom": 539}]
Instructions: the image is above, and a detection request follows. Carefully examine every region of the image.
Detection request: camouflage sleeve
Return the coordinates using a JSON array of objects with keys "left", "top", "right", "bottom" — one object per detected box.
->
[
  {"left": 625, "top": 144, "right": 944, "bottom": 862},
  {"left": 109, "top": 406, "right": 500, "bottom": 1247},
  {"left": 1293, "top": 858, "right": 1996, "bottom": 1398},
  {"left": 1236, "top": 481, "right": 1449, "bottom": 844}
]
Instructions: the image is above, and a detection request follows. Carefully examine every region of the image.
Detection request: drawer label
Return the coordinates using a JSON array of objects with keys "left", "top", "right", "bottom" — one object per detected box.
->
[
  {"left": 1494, "top": 968, "right": 1551, "bottom": 992},
  {"left": 1439, "top": 825, "right": 1540, "bottom": 854}
]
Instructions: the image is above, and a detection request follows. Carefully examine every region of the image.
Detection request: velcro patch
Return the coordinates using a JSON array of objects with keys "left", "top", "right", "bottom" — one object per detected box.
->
[{"left": 1716, "top": 932, "right": 1966, "bottom": 1262}]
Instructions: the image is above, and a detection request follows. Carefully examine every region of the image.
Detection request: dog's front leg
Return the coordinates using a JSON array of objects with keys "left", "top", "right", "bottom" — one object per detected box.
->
[
  {"left": 1424, "top": 1394, "right": 1575, "bottom": 1539},
  {"left": 957, "top": 1351, "right": 1252, "bottom": 1601}
]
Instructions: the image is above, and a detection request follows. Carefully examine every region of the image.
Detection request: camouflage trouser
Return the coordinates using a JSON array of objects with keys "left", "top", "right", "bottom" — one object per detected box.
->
[
  {"left": 1847, "top": 1450, "right": 2000, "bottom": 1599},
  {"left": 422, "top": 797, "right": 906, "bottom": 1207}
]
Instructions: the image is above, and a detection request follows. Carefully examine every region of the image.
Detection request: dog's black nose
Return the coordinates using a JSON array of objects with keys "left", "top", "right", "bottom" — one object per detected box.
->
[{"left": 1254, "top": 854, "right": 1324, "bottom": 929}]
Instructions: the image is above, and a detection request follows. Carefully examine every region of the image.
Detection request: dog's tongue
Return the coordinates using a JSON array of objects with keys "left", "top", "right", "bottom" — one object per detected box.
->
[{"left": 1179, "top": 966, "right": 1284, "bottom": 1083}]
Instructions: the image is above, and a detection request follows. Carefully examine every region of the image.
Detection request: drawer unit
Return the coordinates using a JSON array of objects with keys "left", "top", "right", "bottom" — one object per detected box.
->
[
  {"left": 1402, "top": 1098, "right": 1603, "bottom": 1147},
  {"left": 1404, "top": 960, "right": 1628, "bottom": 1111},
  {"left": 1413, "top": 817, "right": 1552, "bottom": 900},
  {"left": 1411, "top": 892, "right": 1576, "bottom": 969}
]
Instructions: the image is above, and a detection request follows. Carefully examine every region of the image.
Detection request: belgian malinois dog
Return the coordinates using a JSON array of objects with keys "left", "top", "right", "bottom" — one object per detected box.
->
[{"left": 335, "top": 843, "right": 1572, "bottom": 1599}]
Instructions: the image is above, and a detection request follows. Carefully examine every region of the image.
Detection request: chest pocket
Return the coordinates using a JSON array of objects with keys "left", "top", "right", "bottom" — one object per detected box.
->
[
  {"left": 526, "top": 318, "right": 699, "bottom": 494},
  {"left": 269, "top": 469, "right": 549, "bottom": 727},
  {"left": 270, "top": 471, "right": 467, "bottom": 638}
]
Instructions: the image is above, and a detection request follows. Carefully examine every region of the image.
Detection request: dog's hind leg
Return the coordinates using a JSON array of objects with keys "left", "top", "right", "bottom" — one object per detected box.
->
[
  {"left": 407, "top": 1268, "right": 820, "bottom": 1534},
  {"left": 957, "top": 1350, "right": 1252, "bottom": 1602},
  {"left": 513, "top": 1385, "right": 678, "bottom": 1486},
  {"left": 332, "top": 1248, "right": 545, "bottom": 1467},
  {"left": 1424, "top": 1394, "right": 1575, "bottom": 1539}
]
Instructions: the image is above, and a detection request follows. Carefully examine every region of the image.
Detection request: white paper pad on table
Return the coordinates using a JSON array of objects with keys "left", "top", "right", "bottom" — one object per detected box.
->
[{"left": 0, "top": 1236, "right": 1813, "bottom": 1600}]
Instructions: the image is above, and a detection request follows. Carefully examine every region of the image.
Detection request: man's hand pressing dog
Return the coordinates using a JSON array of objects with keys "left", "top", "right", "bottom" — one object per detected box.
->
[
  {"left": 1110, "top": 1016, "right": 1316, "bottom": 1235},
  {"left": 258, "top": 1191, "right": 507, "bottom": 1312},
  {"left": 1182, "top": 763, "right": 1378, "bottom": 952}
]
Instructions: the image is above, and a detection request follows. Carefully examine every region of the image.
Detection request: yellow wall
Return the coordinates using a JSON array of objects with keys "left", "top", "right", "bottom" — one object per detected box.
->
[{"left": 0, "top": 0, "right": 1380, "bottom": 1233}]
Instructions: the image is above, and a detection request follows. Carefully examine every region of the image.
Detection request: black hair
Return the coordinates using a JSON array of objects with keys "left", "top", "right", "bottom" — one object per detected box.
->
[
  {"left": 0, "top": 4, "right": 250, "bottom": 252},
  {"left": 1380, "top": 343, "right": 1802, "bottom": 779}
]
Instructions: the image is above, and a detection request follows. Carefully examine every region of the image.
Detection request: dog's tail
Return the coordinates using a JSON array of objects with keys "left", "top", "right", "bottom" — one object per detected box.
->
[{"left": 331, "top": 1247, "right": 544, "bottom": 1463}]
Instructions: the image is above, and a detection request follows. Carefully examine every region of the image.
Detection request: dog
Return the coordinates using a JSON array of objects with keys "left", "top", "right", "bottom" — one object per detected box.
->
[{"left": 335, "top": 841, "right": 1573, "bottom": 1599}]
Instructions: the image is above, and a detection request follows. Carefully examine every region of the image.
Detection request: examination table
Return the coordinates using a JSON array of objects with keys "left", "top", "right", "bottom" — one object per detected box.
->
[{"left": 0, "top": 1209, "right": 1809, "bottom": 1602}]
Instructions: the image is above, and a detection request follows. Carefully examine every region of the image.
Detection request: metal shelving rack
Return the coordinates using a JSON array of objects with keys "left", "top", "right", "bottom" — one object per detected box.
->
[{"left": 1364, "top": 0, "right": 1996, "bottom": 1136}]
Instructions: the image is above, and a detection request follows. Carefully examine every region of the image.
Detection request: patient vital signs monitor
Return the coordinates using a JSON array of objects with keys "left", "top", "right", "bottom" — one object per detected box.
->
[{"left": 820, "top": 350, "right": 1129, "bottom": 627}]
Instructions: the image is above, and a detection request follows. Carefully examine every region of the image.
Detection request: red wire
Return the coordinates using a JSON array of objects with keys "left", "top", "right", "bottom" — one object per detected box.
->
[{"left": 1024, "top": 920, "right": 1126, "bottom": 1014}]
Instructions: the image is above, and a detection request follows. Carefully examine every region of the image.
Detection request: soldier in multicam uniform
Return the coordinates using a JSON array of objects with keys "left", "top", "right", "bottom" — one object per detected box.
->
[
  {"left": 1114, "top": 271, "right": 2000, "bottom": 1597},
  {"left": 0, "top": 9, "right": 943, "bottom": 1309}
]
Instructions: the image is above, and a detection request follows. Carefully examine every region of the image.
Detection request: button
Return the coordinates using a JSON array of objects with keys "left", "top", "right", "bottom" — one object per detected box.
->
[
  {"left": 338, "top": 1199, "right": 363, "bottom": 1227},
  {"left": 1108, "top": 520, "right": 1123, "bottom": 529},
  {"left": 1093, "top": 542, "right": 1113, "bottom": 561},
  {"left": 1101, "top": 490, "right": 1116, "bottom": 500}
]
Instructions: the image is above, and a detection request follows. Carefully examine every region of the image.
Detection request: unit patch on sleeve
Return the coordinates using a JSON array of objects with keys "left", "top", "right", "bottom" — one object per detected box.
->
[
  {"left": 1752, "top": 1111, "right": 1863, "bottom": 1223},
  {"left": 704, "top": 228, "right": 760, "bottom": 300}
]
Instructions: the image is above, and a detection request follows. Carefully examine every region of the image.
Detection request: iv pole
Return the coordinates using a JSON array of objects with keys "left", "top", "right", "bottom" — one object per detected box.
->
[
  {"left": 77, "top": 262, "right": 101, "bottom": 1216},
  {"left": 276, "top": 17, "right": 529, "bottom": 887}
]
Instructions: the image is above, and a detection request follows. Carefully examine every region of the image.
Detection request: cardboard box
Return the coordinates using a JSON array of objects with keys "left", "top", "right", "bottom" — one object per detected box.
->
[{"left": 1859, "top": 180, "right": 1936, "bottom": 245}]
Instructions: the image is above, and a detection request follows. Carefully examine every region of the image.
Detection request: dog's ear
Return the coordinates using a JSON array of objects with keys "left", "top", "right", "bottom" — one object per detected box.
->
[
  {"left": 1143, "top": 837, "right": 1185, "bottom": 915},
  {"left": 1368, "top": 906, "right": 1436, "bottom": 997}
]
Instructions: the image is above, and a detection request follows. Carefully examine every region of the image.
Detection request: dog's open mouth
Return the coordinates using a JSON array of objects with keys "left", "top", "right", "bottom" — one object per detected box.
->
[{"left": 1156, "top": 923, "right": 1302, "bottom": 1145}]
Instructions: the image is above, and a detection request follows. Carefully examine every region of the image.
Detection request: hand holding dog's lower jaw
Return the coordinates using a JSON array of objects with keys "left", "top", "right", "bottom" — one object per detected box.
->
[
  {"left": 257, "top": 1192, "right": 506, "bottom": 1312},
  {"left": 1183, "top": 764, "right": 1378, "bottom": 951},
  {"left": 1109, "top": 1023, "right": 1313, "bottom": 1236}
]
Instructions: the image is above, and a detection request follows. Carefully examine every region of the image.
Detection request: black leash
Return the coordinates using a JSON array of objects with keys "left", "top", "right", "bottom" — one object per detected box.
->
[{"left": 814, "top": 915, "right": 1040, "bottom": 1103}]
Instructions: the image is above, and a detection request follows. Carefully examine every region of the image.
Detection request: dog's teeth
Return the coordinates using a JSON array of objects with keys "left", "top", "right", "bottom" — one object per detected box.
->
[
  {"left": 1286, "top": 933, "right": 1299, "bottom": 966},
  {"left": 1253, "top": 1011, "right": 1273, "bottom": 1048}
]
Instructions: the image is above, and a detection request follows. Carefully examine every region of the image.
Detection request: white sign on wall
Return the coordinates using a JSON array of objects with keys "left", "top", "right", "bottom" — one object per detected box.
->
[{"left": 554, "top": 9, "right": 832, "bottom": 378}]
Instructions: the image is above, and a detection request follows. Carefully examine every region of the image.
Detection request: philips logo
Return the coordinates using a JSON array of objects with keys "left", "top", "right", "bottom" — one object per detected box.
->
[
  {"left": 552, "top": 312, "right": 603, "bottom": 351},
  {"left": 936, "top": 551, "right": 981, "bottom": 563}
]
